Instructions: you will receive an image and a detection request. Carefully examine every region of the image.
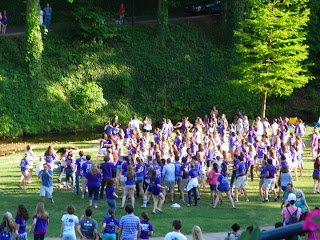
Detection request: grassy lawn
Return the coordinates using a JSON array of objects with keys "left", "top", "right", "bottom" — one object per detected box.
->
[{"left": 0, "top": 128, "right": 318, "bottom": 237}]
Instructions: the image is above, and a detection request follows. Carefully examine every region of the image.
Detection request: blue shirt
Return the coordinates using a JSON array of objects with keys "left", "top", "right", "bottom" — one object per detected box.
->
[
  {"left": 82, "top": 161, "right": 93, "bottom": 175},
  {"left": 140, "top": 220, "right": 153, "bottom": 240},
  {"left": 41, "top": 169, "right": 53, "bottom": 187},
  {"left": 174, "top": 162, "right": 182, "bottom": 177},
  {"left": 0, "top": 225, "right": 12, "bottom": 240},
  {"left": 44, "top": 7, "right": 51, "bottom": 16},
  {"left": 217, "top": 174, "right": 229, "bottom": 190},
  {"left": 119, "top": 214, "right": 141, "bottom": 240},
  {"left": 162, "top": 163, "right": 175, "bottom": 182},
  {"left": 75, "top": 157, "right": 86, "bottom": 174},
  {"left": 238, "top": 162, "right": 246, "bottom": 177},
  {"left": 103, "top": 217, "right": 119, "bottom": 234}
]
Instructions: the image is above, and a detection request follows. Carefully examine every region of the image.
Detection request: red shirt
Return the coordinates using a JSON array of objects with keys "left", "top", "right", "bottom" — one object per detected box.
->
[{"left": 119, "top": 7, "right": 125, "bottom": 13}]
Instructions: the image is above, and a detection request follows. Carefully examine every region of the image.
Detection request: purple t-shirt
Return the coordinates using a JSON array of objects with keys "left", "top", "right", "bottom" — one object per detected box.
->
[
  {"left": 260, "top": 166, "right": 267, "bottom": 179},
  {"left": 266, "top": 165, "right": 276, "bottom": 179},
  {"left": 140, "top": 220, "right": 153, "bottom": 240},
  {"left": 0, "top": 225, "right": 12, "bottom": 240},
  {"left": 15, "top": 216, "right": 27, "bottom": 234},
  {"left": 217, "top": 174, "right": 229, "bottom": 190},
  {"left": 257, "top": 146, "right": 266, "bottom": 159},
  {"left": 33, "top": 214, "right": 49, "bottom": 234},
  {"left": 124, "top": 172, "right": 135, "bottom": 185},
  {"left": 75, "top": 157, "right": 86, "bottom": 175},
  {"left": 150, "top": 178, "right": 161, "bottom": 195},
  {"left": 105, "top": 187, "right": 116, "bottom": 200},
  {"left": 44, "top": 153, "right": 56, "bottom": 164},
  {"left": 189, "top": 169, "right": 198, "bottom": 178},
  {"left": 103, "top": 217, "right": 119, "bottom": 234},
  {"left": 121, "top": 162, "right": 128, "bottom": 175},
  {"left": 100, "top": 162, "right": 114, "bottom": 179},
  {"left": 181, "top": 163, "right": 190, "bottom": 179},
  {"left": 82, "top": 161, "right": 94, "bottom": 175},
  {"left": 20, "top": 158, "right": 29, "bottom": 172},
  {"left": 85, "top": 172, "right": 102, "bottom": 188},
  {"left": 238, "top": 162, "right": 246, "bottom": 177}
]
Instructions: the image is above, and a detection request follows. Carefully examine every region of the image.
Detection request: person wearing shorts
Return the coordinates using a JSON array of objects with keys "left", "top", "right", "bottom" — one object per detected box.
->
[
  {"left": 234, "top": 156, "right": 249, "bottom": 202},
  {"left": 38, "top": 163, "right": 54, "bottom": 206},
  {"left": 263, "top": 159, "right": 278, "bottom": 202},
  {"left": 162, "top": 158, "right": 175, "bottom": 202}
]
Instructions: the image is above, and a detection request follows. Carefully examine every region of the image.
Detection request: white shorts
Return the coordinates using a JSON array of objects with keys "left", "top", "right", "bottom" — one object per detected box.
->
[
  {"left": 82, "top": 177, "right": 88, "bottom": 188},
  {"left": 99, "top": 148, "right": 107, "bottom": 154},
  {"left": 235, "top": 176, "right": 246, "bottom": 189},
  {"left": 40, "top": 185, "right": 53, "bottom": 198},
  {"left": 263, "top": 178, "right": 275, "bottom": 191}
]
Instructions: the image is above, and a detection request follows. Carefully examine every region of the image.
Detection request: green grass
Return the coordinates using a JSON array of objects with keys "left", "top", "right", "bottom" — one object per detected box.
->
[{"left": 0, "top": 128, "right": 318, "bottom": 237}]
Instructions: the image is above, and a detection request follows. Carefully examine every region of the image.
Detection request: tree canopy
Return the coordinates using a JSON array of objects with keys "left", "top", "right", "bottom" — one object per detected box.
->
[{"left": 233, "top": 0, "right": 311, "bottom": 117}]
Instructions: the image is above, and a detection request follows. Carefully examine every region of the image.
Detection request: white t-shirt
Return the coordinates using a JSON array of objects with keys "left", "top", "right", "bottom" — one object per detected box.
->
[
  {"left": 164, "top": 231, "right": 187, "bottom": 240},
  {"left": 129, "top": 119, "right": 142, "bottom": 130},
  {"left": 36, "top": 161, "right": 44, "bottom": 176},
  {"left": 271, "top": 123, "right": 278, "bottom": 136},
  {"left": 40, "top": 10, "right": 44, "bottom": 24},
  {"left": 61, "top": 214, "right": 79, "bottom": 235}
]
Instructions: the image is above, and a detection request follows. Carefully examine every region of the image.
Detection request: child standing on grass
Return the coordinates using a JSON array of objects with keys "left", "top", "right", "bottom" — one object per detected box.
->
[
  {"left": 60, "top": 205, "right": 79, "bottom": 240},
  {"left": 13, "top": 205, "right": 29, "bottom": 240},
  {"left": 101, "top": 209, "right": 119, "bottom": 240},
  {"left": 29, "top": 202, "right": 49, "bottom": 240},
  {"left": 104, "top": 179, "right": 118, "bottom": 217},
  {"left": 140, "top": 212, "right": 153, "bottom": 240},
  {"left": 0, "top": 212, "right": 15, "bottom": 240},
  {"left": 18, "top": 153, "right": 30, "bottom": 190}
]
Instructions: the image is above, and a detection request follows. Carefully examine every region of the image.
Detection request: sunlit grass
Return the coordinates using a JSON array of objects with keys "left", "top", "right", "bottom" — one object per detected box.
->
[{"left": 0, "top": 128, "right": 318, "bottom": 237}]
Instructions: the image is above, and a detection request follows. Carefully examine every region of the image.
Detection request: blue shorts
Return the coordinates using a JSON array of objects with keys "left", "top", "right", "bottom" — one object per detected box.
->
[
  {"left": 136, "top": 177, "right": 144, "bottom": 183},
  {"left": 218, "top": 187, "right": 229, "bottom": 193},
  {"left": 209, "top": 184, "right": 216, "bottom": 192},
  {"left": 281, "top": 186, "right": 287, "bottom": 191}
]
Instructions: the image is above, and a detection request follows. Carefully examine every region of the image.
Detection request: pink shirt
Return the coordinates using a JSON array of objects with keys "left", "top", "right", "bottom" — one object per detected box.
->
[
  {"left": 206, "top": 169, "right": 220, "bottom": 185},
  {"left": 281, "top": 206, "right": 301, "bottom": 226}
]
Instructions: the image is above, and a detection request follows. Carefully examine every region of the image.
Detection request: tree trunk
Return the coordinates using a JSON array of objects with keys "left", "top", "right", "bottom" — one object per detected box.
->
[
  {"left": 157, "top": 0, "right": 169, "bottom": 47},
  {"left": 261, "top": 91, "right": 267, "bottom": 118}
]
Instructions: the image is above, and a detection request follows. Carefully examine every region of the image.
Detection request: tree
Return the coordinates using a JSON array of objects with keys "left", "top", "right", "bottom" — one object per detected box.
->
[
  {"left": 233, "top": 0, "right": 311, "bottom": 118},
  {"left": 157, "top": 0, "right": 169, "bottom": 46}
]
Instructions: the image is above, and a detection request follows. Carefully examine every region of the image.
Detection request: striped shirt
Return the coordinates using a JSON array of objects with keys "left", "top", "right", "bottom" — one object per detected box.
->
[{"left": 120, "top": 213, "right": 140, "bottom": 240}]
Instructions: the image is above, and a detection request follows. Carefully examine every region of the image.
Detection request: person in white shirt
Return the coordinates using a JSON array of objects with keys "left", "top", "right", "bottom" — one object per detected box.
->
[
  {"left": 164, "top": 220, "right": 187, "bottom": 240},
  {"left": 129, "top": 116, "right": 143, "bottom": 131},
  {"left": 60, "top": 205, "right": 79, "bottom": 240},
  {"left": 40, "top": 9, "right": 44, "bottom": 25}
]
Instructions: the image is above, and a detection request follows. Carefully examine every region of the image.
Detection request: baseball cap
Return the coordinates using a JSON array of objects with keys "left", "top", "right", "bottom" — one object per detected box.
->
[{"left": 288, "top": 193, "right": 296, "bottom": 202}]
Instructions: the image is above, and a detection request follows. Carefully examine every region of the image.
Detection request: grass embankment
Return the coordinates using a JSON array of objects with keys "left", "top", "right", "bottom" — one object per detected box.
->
[{"left": 0, "top": 128, "right": 317, "bottom": 237}]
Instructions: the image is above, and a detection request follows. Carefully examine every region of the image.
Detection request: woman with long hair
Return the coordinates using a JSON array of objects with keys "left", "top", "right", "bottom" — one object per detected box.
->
[
  {"left": 85, "top": 164, "right": 102, "bottom": 208},
  {"left": 14, "top": 205, "right": 29, "bottom": 240},
  {"left": 213, "top": 167, "right": 236, "bottom": 209},
  {"left": 313, "top": 156, "right": 320, "bottom": 194},
  {"left": 192, "top": 225, "right": 203, "bottom": 240},
  {"left": 44, "top": 146, "right": 56, "bottom": 170},
  {"left": 149, "top": 169, "right": 166, "bottom": 214},
  {"left": 121, "top": 165, "right": 136, "bottom": 208},
  {"left": 29, "top": 202, "right": 49, "bottom": 240},
  {"left": 295, "top": 189, "right": 310, "bottom": 221},
  {"left": 0, "top": 212, "right": 15, "bottom": 240},
  {"left": 207, "top": 162, "right": 220, "bottom": 205}
]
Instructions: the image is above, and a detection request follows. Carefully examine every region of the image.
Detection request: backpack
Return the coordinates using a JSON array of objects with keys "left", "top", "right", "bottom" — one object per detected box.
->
[{"left": 286, "top": 208, "right": 298, "bottom": 224}]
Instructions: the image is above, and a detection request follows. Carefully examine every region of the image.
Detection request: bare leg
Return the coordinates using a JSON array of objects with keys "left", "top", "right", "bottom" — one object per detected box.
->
[
  {"left": 158, "top": 193, "right": 165, "bottom": 211},
  {"left": 235, "top": 188, "right": 238, "bottom": 201},
  {"left": 130, "top": 189, "right": 135, "bottom": 208},
  {"left": 121, "top": 189, "right": 127, "bottom": 208},
  {"left": 213, "top": 191, "right": 222, "bottom": 208},
  {"left": 152, "top": 195, "right": 158, "bottom": 213},
  {"left": 227, "top": 191, "right": 236, "bottom": 208}
]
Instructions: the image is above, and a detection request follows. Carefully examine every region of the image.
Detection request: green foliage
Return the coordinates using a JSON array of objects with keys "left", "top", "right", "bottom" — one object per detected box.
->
[
  {"left": 233, "top": 0, "right": 312, "bottom": 116},
  {"left": 69, "top": 82, "right": 107, "bottom": 114},
  {"left": 25, "top": 0, "right": 43, "bottom": 78},
  {"left": 67, "top": 3, "right": 121, "bottom": 43},
  {"left": 238, "top": 227, "right": 261, "bottom": 240}
]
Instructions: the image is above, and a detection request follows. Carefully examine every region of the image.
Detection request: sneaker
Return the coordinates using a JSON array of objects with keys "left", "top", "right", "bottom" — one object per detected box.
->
[
  {"left": 263, "top": 199, "right": 269, "bottom": 202},
  {"left": 180, "top": 199, "right": 185, "bottom": 204},
  {"left": 51, "top": 199, "right": 54, "bottom": 206},
  {"left": 244, "top": 199, "right": 249, "bottom": 202},
  {"left": 274, "top": 197, "right": 279, "bottom": 201},
  {"left": 234, "top": 200, "right": 238, "bottom": 203},
  {"left": 257, "top": 198, "right": 263, "bottom": 202},
  {"left": 141, "top": 204, "right": 147, "bottom": 208},
  {"left": 81, "top": 195, "right": 84, "bottom": 199}
]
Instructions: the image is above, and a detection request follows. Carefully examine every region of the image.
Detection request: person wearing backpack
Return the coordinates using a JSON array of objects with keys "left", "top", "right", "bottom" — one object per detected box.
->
[{"left": 281, "top": 193, "right": 301, "bottom": 227}]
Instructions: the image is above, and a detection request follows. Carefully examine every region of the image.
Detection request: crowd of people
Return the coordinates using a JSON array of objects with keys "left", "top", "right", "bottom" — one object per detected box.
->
[{"left": 5, "top": 106, "right": 320, "bottom": 239}]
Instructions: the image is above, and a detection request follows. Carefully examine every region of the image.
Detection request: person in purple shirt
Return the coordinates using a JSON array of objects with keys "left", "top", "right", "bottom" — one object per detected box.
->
[
  {"left": 212, "top": 167, "right": 236, "bottom": 209},
  {"left": 75, "top": 151, "right": 86, "bottom": 195},
  {"left": 85, "top": 164, "right": 102, "bottom": 209},
  {"left": 104, "top": 179, "right": 118, "bottom": 217},
  {"left": 101, "top": 209, "right": 119, "bottom": 240},
  {"left": 18, "top": 153, "right": 30, "bottom": 190},
  {"left": 81, "top": 155, "right": 94, "bottom": 199},
  {"left": 120, "top": 157, "right": 129, "bottom": 195},
  {"left": 261, "top": 159, "right": 278, "bottom": 202},
  {"left": 121, "top": 166, "right": 136, "bottom": 209},
  {"left": 29, "top": 202, "right": 49, "bottom": 240},
  {"left": 135, "top": 157, "right": 145, "bottom": 199},
  {"left": 149, "top": 169, "right": 167, "bottom": 214},
  {"left": 64, "top": 153, "right": 75, "bottom": 189},
  {"left": 100, "top": 156, "right": 114, "bottom": 199},
  {"left": 180, "top": 157, "right": 190, "bottom": 204},
  {"left": 258, "top": 160, "right": 267, "bottom": 202},
  {"left": 230, "top": 154, "right": 239, "bottom": 196},
  {"left": 234, "top": 156, "right": 249, "bottom": 202},
  {"left": 13, "top": 205, "right": 29, "bottom": 240},
  {"left": 139, "top": 212, "right": 153, "bottom": 240},
  {"left": 0, "top": 212, "right": 15, "bottom": 240},
  {"left": 44, "top": 146, "right": 56, "bottom": 170}
]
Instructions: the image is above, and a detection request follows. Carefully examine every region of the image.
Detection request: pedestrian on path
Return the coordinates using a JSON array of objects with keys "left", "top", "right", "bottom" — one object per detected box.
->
[{"left": 44, "top": 3, "right": 52, "bottom": 30}]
